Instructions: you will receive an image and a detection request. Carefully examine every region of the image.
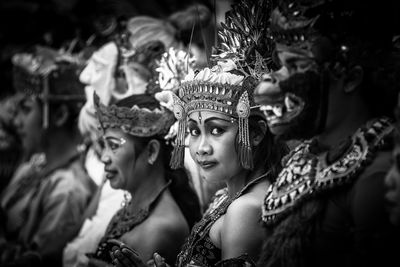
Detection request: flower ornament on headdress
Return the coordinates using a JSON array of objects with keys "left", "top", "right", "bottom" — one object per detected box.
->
[
  {"left": 94, "top": 46, "right": 196, "bottom": 144},
  {"left": 12, "top": 46, "right": 86, "bottom": 128},
  {"left": 155, "top": 48, "right": 196, "bottom": 144},
  {"left": 156, "top": 47, "right": 196, "bottom": 91},
  {"left": 169, "top": 0, "right": 273, "bottom": 170}
]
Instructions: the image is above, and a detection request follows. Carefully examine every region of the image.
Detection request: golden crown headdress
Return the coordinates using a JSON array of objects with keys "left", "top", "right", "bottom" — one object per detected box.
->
[{"left": 170, "top": 0, "right": 274, "bottom": 170}]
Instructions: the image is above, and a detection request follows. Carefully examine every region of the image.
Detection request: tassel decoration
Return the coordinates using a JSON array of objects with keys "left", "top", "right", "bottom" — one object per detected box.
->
[
  {"left": 236, "top": 91, "right": 253, "bottom": 170},
  {"left": 170, "top": 93, "right": 187, "bottom": 169}
]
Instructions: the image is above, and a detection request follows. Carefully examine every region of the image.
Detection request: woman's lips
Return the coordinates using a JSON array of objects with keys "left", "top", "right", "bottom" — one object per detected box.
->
[{"left": 197, "top": 161, "right": 218, "bottom": 170}]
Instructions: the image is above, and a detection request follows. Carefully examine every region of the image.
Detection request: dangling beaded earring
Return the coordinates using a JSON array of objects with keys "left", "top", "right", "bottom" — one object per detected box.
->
[
  {"left": 170, "top": 92, "right": 186, "bottom": 169},
  {"left": 236, "top": 91, "right": 253, "bottom": 170},
  {"left": 121, "top": 191, "right": 132, "bottom": 208}
]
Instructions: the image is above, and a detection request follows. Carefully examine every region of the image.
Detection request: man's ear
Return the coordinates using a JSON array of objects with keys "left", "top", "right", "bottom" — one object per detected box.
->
[
  {"left": 343, "top": 65, "right": 363, "bottom": 93},
  {"left": 147, "top": 139, "right": 161, "bottom": 165},
  {"left": 53, "top": 104, "right": 70, "bottom": 127},
  {"left": 251, "top": 119, "right": 267, "bottom": 147}
]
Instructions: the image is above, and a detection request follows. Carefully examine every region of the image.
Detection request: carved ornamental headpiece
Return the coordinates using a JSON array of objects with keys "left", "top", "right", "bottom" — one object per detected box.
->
[{"left": 170, "top": 0, "right": 272, "bottom": 170}]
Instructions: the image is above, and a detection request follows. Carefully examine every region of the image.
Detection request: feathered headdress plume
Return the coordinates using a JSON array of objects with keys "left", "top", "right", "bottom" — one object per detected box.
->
[{"left": 212, "top": 0, "right": 275, "bottom": 79}]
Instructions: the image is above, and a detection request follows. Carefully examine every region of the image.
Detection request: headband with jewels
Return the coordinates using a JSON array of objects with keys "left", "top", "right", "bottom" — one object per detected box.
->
[
  {"left": 170, "top": 0, "right": 273, "bottom": 170},
  {"left": 12, "top": 46, "right": 86, "bottom": 128},
  {"left": 93, "top": 92, "right": 175, "bottom": 138}
]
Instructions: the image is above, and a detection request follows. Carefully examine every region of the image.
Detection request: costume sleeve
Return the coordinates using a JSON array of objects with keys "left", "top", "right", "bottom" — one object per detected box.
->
[{"left": 29, "top": 171, "right": 90, "bottom": 264}]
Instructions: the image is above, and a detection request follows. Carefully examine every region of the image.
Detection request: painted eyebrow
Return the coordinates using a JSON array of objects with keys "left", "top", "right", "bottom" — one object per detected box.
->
[
  {"left": 188, "top": 117, "right": 232, "bottom": 125},
  {"left": 104, "top": 136, "right": 121, "bottom": 142}
]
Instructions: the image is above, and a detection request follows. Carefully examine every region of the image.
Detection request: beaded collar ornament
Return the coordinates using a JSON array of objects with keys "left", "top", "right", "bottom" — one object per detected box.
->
[
  {"left": 12, "top": 46, "right": 85, "bottom": 128},
  {"left": 170, "top": 0, "right": 274, "bottom": 170},
  {"left": 262, "top": 117, "right": 394, "bottom": 225},
  {"left": 94, "top": 46, "right": 195, "bottom": 140}
]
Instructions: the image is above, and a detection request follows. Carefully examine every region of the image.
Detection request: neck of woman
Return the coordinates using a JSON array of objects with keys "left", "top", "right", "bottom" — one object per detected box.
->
[
  {"left": 127, "top": 163, "right": 168, "bottom": 213},
  {"left": 226, "top": 167, "right": 266, "bottom": 199}
]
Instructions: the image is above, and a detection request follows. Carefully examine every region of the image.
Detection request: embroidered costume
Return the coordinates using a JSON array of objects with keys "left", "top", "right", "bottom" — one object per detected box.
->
[
  {"left": 172, "top": 1, "right": 276, "bottom": 266},
  {"left": 254, "top": 1, "right": 400, "bottom": 266},
  {"left": 90, "top": 39, "right": 201, "bottom": 265}
]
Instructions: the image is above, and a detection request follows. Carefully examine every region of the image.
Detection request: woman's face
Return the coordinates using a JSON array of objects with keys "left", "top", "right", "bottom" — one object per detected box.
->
[
  {"left": 187, "top": 111, "right": 243, "bottom": 184},
  {"left": 101, "top": 128, "right": 143, "bottom": 191},
  {"left": 13, "top": 96, "right": 43, "bottom": 158}
]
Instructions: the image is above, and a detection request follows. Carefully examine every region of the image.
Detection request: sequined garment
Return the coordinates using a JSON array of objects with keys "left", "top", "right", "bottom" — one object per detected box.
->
[
  {"left": 177, "top": 173, "right": 268, "bottom": 267},
  {"left": 93, "top": 182, "right": 170, "bottom": 263},
  {"left": 176, "top": 188, "right": 229, "bottom": 267}
]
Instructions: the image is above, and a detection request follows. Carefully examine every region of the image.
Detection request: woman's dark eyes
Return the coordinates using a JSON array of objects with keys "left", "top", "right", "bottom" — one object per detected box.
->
[
  {"left": 189, "top": 127, "right": 225, "bottom": 136},
  {"left": 107, "top": 141, "right": 120, "bottom": 150},
  {"left": 189, "top": 128, "right": 200, "bottom": 136},
  {"left": 210, "top": 127, "right": 225, "bottom": 135}
]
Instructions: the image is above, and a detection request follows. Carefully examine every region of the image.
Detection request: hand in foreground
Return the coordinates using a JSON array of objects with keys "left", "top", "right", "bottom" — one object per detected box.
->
[
  {"left": 106, "top": 239, "right": 169, "bottom": 267},
  {"left": 87, "top": 257, "right": 113, "bottom": 267}
]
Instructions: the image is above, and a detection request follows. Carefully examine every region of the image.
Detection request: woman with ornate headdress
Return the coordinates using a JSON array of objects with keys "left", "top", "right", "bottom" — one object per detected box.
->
[
  {"left": 110, "top": 0, "right": 286, "bottom": 266},
  {"left": 63, "top": 5, "right": 212, "bottom": 266},
  {"left": 83, "top": 38, "right": 202, "bottom": 267},
  {"left": 0, "top": 46, "right": 97, "bottom": 266}
]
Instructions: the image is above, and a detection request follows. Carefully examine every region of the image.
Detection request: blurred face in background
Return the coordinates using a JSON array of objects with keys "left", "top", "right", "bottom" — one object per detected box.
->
[
  {"left": 13, "top": 95, "right": 43, "bottom": 159},
  {"left": 80, "top": 42, "right": 118, "bottom": 106},
  {"left": 78, "top": 42, "right": 119, "bottom": 148}
]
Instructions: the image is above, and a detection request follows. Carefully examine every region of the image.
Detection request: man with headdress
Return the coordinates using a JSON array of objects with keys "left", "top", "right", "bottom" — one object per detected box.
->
[
  {"left": 254, "top": 0, "right": 400, "bottom": 266},
  {"left": 0, "top": 46, "right": 96, "bottom": 267}
]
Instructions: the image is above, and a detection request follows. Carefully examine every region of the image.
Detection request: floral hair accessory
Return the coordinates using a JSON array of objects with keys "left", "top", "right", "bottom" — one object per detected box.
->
[
  {"left": 94, "top": 46, "right": 195, "bottom": 141},
  {"left": 154, "top": 48, "right": 196, "bottom": 144},
  {"left": 170, "top": 0, "right": 272, "bottom": 170},
  {"left": 156, "top": 47, "right": 196, "bottom": 91}
]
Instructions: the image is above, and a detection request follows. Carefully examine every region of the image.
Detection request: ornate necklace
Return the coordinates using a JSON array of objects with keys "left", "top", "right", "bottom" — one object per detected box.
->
[
  {"left": 177, "top": 172, "right": 269, "bottom": 267},
  {"left": 94, "top": 180, "right": 171, "bottom": 262},
  {"left": 262, "top": 117, "right": 393, "bottom": 225}
]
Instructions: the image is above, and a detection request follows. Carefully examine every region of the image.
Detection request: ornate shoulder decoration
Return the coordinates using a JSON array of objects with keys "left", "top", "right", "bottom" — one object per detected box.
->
[{"left": 262, "top": 117, "right": 394, "bottom": 225}]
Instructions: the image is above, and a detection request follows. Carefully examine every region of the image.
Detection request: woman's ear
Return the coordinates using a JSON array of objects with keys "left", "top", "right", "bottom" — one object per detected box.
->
[
  {"left": 343, "top": 65, "right": 363, "bottom": 93},
  {"left": 52, "top": 104, "right": 70, "bottom": 127},
  {"left": 251, "top": 119, "right": 267, "bottom": 147},
  {"left": 147, "top": 139, "right": 161, "bottom": 165}
]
